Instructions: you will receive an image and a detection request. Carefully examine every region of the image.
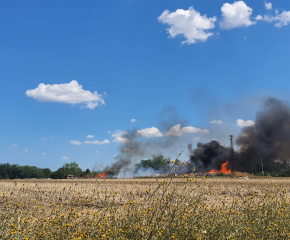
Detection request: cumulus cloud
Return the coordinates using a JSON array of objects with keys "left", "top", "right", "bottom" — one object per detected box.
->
[
  {"left": 87, "top": 135, "right": 95, "bottom": 138},
  {"left": 265, "top": 2, "right": 272, "bottom": 10},
  {"left": 84, "top": 140, "right": 110, "bottom": 145},
  {"left": 158, "top": 7, "right": 216, "bottom": 44},
  {"left": 62, "top": 156, "right": 69, "bottom": 160},
  {"left": 41, "top": 153, "right": 46, "bottom": 155},
  {"left": 25, "top": 80, "right": 105, "bottom": 109},
  {"left": 70, "top": 140, "right": 82, "bottom": 145},
  {"left": 220, "top": 1, "right": 255, "bottom": 29},
  {"left": 210, "top": 120, "right": 223, "bottom": 124},
  {"left": 236, "top": 119, "right": 255, "bottom": 127},
  {"left": 107, "top": 131, "right": 111, "bottom": 134},
  {"left": 24, "top": 149, "right": 28, "bottom": 152},
  {"left": 193, "top": 137, "right": 200, "bottom": 141},
  {"left": 112, "top": 137, "right": 131, "bottom": 143},
  {"left": 137, "top": 127, "right": 163, "bottom": 137},
  {"left": 111, "top": 130, "right": 130, "bottom": 143},
  {"left": 256, "top": 15, "right": 263, "bottom": 21},
  {"left": 13, "top": 143, "right": 17, "bottom": 147},
  {"left": 130, "top": 119, "right": 136, "bottom": 123},
  {"left": 264, "top": 11, "right": 290, "bottom": 27},
  {"left": 166, "top": 124, "right": 210, "bottom": 136}
]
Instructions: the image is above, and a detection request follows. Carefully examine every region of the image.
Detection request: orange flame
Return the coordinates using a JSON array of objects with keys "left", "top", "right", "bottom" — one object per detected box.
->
[
  {"left": 97, "top": 170, "right": 108, "bottom": 178},
  {"left": 220, "top": 161, "right": 231, "bottom": 174},
  {"left": 208, "top": 161, "right": 231, "bottom": 174}
]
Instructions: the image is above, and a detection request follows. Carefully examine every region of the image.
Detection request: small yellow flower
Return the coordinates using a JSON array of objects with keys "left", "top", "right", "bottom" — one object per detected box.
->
[{"left": 172, "top": 160, "right": 175, "bottom": 163}]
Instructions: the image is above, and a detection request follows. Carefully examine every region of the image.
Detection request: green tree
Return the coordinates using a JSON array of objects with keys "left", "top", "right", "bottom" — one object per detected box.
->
[
  {"left": 135, "top": 154, "right": 171, "bottom": 171},
  {"left": 51, "top": 168, "right": 66, "bottom": 179},
  {"left": 62, "top": 162, "right": 82, "bottom": 176}
]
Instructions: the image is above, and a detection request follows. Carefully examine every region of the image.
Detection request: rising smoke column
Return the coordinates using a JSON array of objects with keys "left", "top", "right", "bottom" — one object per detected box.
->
[
  {"left": 235, "top": 97, "right": 290, "bottom": 173},
  {"left": 109, "top": 107, "right": 197, "bottom": 172},
  {"left": 188, "top": 97, "right": 290, "bottom": 173}
]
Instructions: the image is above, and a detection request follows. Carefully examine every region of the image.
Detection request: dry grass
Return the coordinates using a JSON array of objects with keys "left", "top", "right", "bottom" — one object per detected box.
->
[{"left": 0, "top": 176, "right": 290, "bottom": 239}]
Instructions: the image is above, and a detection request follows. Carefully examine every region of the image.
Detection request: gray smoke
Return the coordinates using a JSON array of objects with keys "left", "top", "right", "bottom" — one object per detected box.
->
[{"left": 108, "top": 107, "right": 192, "bottom": 172}]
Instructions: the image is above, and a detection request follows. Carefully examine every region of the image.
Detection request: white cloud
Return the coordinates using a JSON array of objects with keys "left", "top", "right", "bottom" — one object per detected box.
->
[
  {"left": 13, "top": 143, "right": 17, "bottom": 147},
  {"left": 70, "top": 140, "right": 82, "bottom": 145},
  {"left": 112, "top": 137, "right": 131, "bottom": 143},
  {"left": 112, "top": 130, "right": 130, "bottom": 143},
  {"left": 41, "top": 153, "right": 46, "bottom": 155},
  {"left": 24, "top": 149, "right": 28, "bottom": 152},
  {"left": 264, "top": 11, "right": 290, "bottom": 27},
  {"left": 87, "top": 135, "right": 95, "bottom": 138},
  {"left": 96, "top": 151, "right": 99, "bottom": 153},
  {"left": 62, "top": 156, "right": 69, "bottom": 160},
  {"left": 137, "top": 127, "right": 163, "bottom": 137},
  {"left": 210, "top": 120, "right": 223, "bottom": 124},
  {"left": 107, "top": 131, "right": 111, "bottom": 134},
  {"left": 220, "top": 1, "right": 255, "bottom": 29},
  {"left": 130, "top": 119, "right": 136, "bottom": 123},
  {"left": 256, "top": 15, "right": 263, "bottom": 21},
  {"left": 158, "top": 7, "right": 216, "bottom": 44},
  {"left": 84, "top": 140, "right": 110, "bottom": 145},
  {"left": 41, "top": 138, "right": 45, "bottom": 141},
  {"left": 236, "top": 119, "right": 255, "bottom": 127},
  {"left": 265, "top": 2, "right": 272, "bottom": 10},
  {"left": 166, "top": 124, "right": 210, "bottom": 136},
  {"left": 25, "top": 80, "right": 105, "bottom": 109},
  {"left": 193, "top": 137, "right": 200, "bottom": 141},
  {"left": 112, "top": 130, "right": 128, "bottom": 138}
]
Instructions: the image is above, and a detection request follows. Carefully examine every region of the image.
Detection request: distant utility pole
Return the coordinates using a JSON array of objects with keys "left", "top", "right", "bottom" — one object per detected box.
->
[
  {"left": 261, "top": 157, "right": 264, "bottom": 176},
  {"left": 230, "top": 135, "right": 235, "bottom": 172}
]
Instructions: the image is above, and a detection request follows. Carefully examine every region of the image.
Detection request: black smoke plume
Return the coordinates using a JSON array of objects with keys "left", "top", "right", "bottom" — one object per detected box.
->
[
  {"left": 188, "top": 97, "right": 290, "bottom": 173},
  {"left": 188, "top": 140, "right": 231, "bottom": 172}
]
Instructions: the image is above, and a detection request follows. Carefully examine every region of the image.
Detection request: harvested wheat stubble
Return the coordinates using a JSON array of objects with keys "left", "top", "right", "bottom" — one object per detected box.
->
[{"left": 0, "top": 177, "right": 290, "bottom": 239}]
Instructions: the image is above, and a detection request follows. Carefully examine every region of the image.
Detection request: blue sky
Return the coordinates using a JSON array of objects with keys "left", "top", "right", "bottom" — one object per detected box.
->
[{"left": 0, "top": 0, "right": 290, "bottom": 170}]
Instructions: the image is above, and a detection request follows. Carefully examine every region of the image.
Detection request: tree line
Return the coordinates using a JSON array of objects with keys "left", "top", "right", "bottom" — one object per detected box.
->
[
  {"left": 0, "top": 162, "right": 91, "bottom": 179},
  {"left": 0, "top": 154, "right": 171, "bottom": 179}
]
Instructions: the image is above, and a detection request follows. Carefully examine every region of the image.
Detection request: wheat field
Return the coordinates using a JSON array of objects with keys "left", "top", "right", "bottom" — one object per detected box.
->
[{"left": 0, "top": 177, "right": 290, "bottom": 239}]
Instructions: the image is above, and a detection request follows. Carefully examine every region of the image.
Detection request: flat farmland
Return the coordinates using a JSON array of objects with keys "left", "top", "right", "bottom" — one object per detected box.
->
[{"left": 1, "top": 177, "right": 290, "bottom": 239}]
